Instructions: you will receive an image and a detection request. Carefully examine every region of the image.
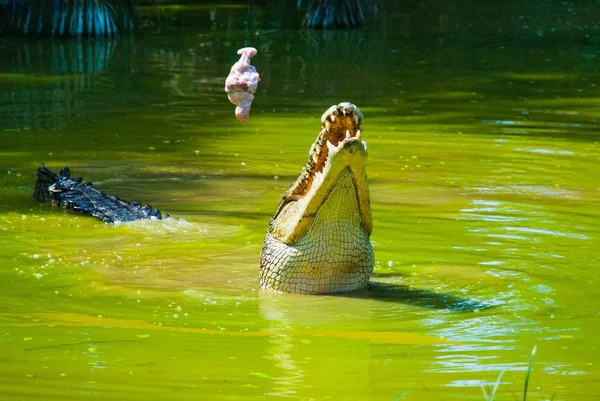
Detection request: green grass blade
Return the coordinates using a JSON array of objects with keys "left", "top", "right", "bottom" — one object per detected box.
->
[
  {"left": 488, "top": 370, "right": 505, "bottom": 401},
  {"left": 481, "top": 384, "right": 490, "bottom": 400},
  {"left": 523, "top": 346, "right": 537, "bottom": 401},
  {"left": 393, "top": 390, "right": 412, "bottom": 401}
]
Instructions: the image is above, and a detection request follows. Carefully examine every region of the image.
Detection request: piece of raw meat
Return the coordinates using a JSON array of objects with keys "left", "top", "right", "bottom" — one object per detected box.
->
[{"left": 225, "top": 47, "right": 260, "bottom": 123}]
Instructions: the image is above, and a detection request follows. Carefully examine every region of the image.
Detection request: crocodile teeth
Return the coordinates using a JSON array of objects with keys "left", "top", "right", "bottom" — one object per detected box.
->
[
  {"left": 325, "top": 121, "right": 332, "bottom": 132},
  {"left": 356, "top": 129, "right": 362, "bottom": 140},
  {"left": 345, "top": 130, "right": 351, "bottom": 139},
  {"left": 314, "top": 171, "right": 323, "bottom": 184},
  {"left": 353, "top": 115, "right": 359, "bottom": 125},
  {"left": 326, "top": 139, "right": 335, "bottom": 152},
  {"left": 329, "top": 115, "right": 336, "bottom": 122},
  {"left": 362, "top": 141, "right": 367, "bottom": 150}
]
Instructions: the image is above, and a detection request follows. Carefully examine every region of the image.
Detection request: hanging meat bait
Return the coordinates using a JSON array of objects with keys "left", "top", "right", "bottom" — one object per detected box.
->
[{"left": 225, "top": 47, "right": 260, "bottom": 123}]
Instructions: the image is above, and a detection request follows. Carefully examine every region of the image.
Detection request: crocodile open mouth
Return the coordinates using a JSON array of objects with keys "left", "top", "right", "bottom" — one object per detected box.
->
[
  {"left": 276, "top": 102, "right": 367, "bottom": 206},
  {"left": 269, "top": 102, "right": 371, "bottom": 243},
  {"left": 313, "top": 102, "right": 365, "bottom": 175}
]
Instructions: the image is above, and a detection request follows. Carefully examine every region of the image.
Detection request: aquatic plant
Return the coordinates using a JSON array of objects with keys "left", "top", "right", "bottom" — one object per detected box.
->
[
  {"left": 297, "top": 0, "right": 378, "bottom": 28},
  {"left": 522, "top": 346, "right": 537, "bottom": 401},
  {"left": 394, "top": 347, "right": 562, "bottom": 401},
  {"left": 481, "top": 346, "right": 560, "bottom": 401},
  {"left": 0, "top": 0, "right": 134, "bottom": 36}
]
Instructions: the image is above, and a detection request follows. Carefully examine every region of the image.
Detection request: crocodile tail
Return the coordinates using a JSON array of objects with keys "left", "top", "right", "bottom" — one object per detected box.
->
[{"left": 33, "top": 164, "right": 167, "bottom": 224}]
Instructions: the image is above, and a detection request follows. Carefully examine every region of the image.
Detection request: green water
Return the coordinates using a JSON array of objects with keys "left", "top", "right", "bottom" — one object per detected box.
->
[{"left": 1, "top": 2, "right": 600, "bottom": 400}]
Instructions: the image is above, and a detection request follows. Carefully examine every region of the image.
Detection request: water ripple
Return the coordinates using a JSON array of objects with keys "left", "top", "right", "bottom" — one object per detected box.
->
[{"left": 514, "top": 147, "right": 576, "bottom": 155}]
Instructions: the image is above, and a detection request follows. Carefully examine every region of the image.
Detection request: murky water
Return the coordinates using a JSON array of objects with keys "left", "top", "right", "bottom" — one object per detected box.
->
[{"left": 1, "top": 2, "right": 600, "bottom": 400}]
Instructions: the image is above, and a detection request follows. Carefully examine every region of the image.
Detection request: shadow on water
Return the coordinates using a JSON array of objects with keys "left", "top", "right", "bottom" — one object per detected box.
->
[{"left": 340, "top": 281, "right": 491, "bottom": 312}]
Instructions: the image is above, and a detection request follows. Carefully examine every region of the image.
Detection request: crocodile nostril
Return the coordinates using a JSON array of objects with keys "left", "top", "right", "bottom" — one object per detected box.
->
[{"left": 338, "top": 102, "right": 355, "bottom": 115}]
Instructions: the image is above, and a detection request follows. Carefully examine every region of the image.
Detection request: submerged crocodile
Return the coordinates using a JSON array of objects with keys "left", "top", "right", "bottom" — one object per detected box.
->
[
  {"left": 34, "top": 165, "right": 166, "bottom": 223},
  {"left": 34, "top": 102, "right": 373, "bottom": 294}
]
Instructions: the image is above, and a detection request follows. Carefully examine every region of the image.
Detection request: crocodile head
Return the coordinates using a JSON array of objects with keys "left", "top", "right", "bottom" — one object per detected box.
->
[{"left": 260, "top": 102, "right": 374, "bottom": 294}]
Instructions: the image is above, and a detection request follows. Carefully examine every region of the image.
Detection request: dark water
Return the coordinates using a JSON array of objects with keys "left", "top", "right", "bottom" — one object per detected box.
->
[{"left": 1, "top": 1, "right": 599, "bottom": 400}]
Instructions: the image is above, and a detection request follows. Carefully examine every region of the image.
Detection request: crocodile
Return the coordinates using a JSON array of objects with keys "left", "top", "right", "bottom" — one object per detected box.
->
[
  {"left": 34, "top": 164, "right": 165, "bottom": 223},
  {"left": 33, "top": 102, "right": 373, "bottom": 294},
  {"left": 259, "top": 102, "right": 374, "bottom": 294}
]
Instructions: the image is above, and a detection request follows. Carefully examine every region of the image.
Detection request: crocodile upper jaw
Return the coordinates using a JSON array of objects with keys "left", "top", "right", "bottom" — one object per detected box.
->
[{"left": 268, "top": 102, "right": 371, "bottom": 244}]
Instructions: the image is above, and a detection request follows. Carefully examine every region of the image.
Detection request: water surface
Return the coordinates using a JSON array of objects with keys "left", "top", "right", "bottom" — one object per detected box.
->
[{"left": 1, "top": 1, "right": 599, "bottom": 400}]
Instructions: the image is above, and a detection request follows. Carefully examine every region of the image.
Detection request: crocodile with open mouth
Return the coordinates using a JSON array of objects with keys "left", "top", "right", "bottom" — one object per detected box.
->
[
  {"left": 34, "top": 102, "right": 373, "bottom": 294},
  {"left": 259, "top": 102, "right": 374, "bottom": 294}
]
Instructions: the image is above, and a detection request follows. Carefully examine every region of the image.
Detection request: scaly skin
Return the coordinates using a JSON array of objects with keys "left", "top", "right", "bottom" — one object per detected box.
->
[
  {"left": 34, "top": 164, "right": 165, "bottom": 223},
  {"left": 259, "top": 102, "right": 373, "bottom": 294}
]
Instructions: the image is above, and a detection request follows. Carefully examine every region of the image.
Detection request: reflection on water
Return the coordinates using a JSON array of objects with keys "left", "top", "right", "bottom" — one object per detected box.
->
[
  {"left": 258, "top": 293, "right": 382, "bottom": 398},
  {"left": 0, "top": 38, "right": 121, "bottom": 130}
]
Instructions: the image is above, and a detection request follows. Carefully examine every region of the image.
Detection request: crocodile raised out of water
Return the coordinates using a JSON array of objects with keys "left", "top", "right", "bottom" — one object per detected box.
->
[
  {"left": 34, "top": 102, "right": 373, "bottom": 294},
  {"left": 259, "top": 102, "right": 373, "bottom": 294}
]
